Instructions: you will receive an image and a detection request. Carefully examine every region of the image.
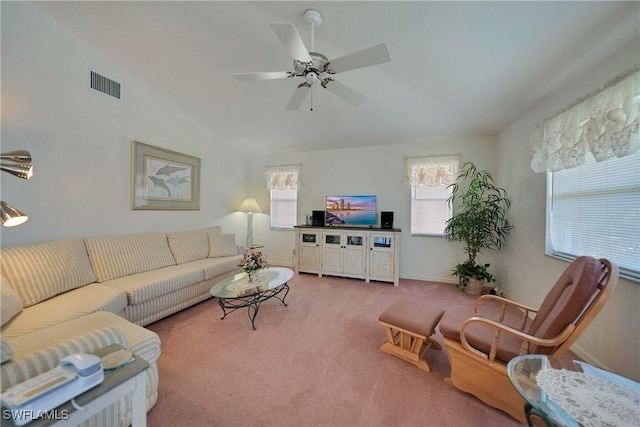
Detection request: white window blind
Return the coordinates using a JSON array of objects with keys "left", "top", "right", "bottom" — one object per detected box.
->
[
  {"left": 407, "top": 156, "right": 458, "bottom": 236},
  {"left": 547, "top": 150, "right": 640, "bottom": 280},
  {"left": 411, "top": 185, "right": 453, "bottom": 235},
  {"left": 270, "top": 188, "right": 297, "bottom": 229}
]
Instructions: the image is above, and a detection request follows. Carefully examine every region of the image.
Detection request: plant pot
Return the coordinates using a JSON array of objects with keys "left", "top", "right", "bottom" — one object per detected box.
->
[{"left": 465, "top": 277, "right": 484, "bottom": 296}]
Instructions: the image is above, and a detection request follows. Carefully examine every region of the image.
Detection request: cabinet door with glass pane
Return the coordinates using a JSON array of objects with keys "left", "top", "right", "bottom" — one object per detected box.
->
[
  {"left": 322, "top": 232, "right": 343, "bottom": 273},
  {"left": 298, "top": 231, "right": 320, "bottom": 273},
  {"left": 343, "top": 232, "right": 367, "bottom": 275},
  {"left": 369, "top": 233, "right": 396, "bottom": 281}
]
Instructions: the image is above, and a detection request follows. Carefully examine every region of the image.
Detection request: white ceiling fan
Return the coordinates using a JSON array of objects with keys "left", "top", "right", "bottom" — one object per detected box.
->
[{"left": 233, "top": 9, "right": 391, "bottom": 111}]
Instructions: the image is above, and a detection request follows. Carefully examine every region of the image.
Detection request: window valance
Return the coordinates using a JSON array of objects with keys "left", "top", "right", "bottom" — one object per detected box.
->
[
  {"left": 406, "top": 156, "right": 459, "bottom": 187},
  {"left": 530, "top": 66, "right": 639, "bottom": 173},
  {"left": 265, "top": 165, "right": 301, "bottom": 190}
]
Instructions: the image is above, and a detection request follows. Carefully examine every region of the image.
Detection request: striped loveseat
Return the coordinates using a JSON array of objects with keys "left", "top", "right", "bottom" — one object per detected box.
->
[{"left": 0, "top": 226, "right": 242, "bottom": 425}]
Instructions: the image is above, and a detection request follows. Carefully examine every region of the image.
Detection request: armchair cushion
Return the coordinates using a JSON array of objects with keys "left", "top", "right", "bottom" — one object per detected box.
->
[
  {"left": 527, "top": 256, "right": 602, "bottom": 353},
  {"left": 439, "top": 299, "right": 532, "bottom": 363}
]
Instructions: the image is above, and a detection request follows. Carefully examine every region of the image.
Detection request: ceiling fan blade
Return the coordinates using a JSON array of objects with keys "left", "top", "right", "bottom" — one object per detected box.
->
[
  {"left": 269, "top": 23, "right": 312, "bottom": 63},
  {"left": 286, "top": 84, "right": 311, "bottom": 111},
  {"left": 327, "top": 44, "right": 391, "bottom": 74},
  {"left": 322, "top": 79, "right": 367, "bottom": 106},
  {"left": 233, "top": 71, "right": 293, "bottom": 81}
]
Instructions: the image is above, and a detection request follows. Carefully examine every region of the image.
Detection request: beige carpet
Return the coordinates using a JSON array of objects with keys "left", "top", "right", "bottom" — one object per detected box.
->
[{"left": 146, "top": 273, "right": 523, "bottom": 427}]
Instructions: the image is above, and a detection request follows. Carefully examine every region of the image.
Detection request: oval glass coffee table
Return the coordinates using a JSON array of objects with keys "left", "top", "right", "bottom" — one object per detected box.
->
[{"left": 210, "top": 267, "right": 293, "bottom": 330}]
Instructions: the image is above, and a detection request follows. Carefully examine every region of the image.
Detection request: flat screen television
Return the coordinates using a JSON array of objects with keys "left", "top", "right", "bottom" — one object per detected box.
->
[{"left": 325, "top": 195, "right": 377, "bottom": 226}]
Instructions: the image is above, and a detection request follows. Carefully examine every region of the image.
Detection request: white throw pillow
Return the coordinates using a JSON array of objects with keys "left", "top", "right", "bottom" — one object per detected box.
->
[{"left": 209, "top": 233, "right": 237, "bottom": 258}]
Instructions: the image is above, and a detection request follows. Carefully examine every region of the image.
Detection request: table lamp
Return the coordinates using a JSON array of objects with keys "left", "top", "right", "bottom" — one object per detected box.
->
[{"left": 239, "top": 197, "right": 262, "bottom": 247}]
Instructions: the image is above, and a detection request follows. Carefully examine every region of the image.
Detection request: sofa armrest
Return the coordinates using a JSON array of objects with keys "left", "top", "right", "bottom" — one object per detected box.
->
[{"left": 1, "top": 326, "right": 127, "bottom": 392}]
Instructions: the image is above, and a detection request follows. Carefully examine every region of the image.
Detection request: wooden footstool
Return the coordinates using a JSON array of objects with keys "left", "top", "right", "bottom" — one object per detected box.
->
[{"left": 378, "top": 299, "right": 445, "bottom": 373}]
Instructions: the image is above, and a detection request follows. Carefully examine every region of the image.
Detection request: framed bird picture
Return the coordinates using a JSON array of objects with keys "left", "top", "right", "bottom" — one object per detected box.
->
[{"left": 131, "top": 141, "right": 201, "bottom": 210}]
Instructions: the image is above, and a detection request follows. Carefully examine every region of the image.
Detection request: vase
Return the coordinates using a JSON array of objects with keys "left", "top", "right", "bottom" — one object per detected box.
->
[{"left": 247, "top": 270, "right": 255, "bottom": 282}]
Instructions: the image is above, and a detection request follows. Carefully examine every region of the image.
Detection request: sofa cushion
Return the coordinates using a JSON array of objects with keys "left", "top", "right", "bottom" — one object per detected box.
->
[
  {"left": 0, "top": 239, "right": 96, "bottom": 307},
  {"left": 85, "top": 232, "right": 176, "bottom": 282},
  {"left": 101, "top": 264, "right": 204, "bottom": 305},
  {"left": 209, "top": 233, "right": 237, "bottom": 257},
  {"left": 190, "top": 256, "right": 243, "bottom": 281},
  {"left": 0, "top": 283, "right": 128, "bottom": 340},
  {"left": 1, "top": 276, "right": 23, "bottom": 326},
  {"left": 168, "top": 230, "right": 210, "bottom": 264}
]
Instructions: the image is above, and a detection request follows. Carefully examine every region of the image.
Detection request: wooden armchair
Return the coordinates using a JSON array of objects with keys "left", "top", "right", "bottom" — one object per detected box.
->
[{"left": 438, "top": 257, "right": 619, "bottom": 422}]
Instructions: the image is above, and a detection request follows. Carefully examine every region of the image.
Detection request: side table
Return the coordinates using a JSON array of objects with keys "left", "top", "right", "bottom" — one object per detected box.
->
[{"left": 507, "top": 354, "right": 640, "bottom": 427}]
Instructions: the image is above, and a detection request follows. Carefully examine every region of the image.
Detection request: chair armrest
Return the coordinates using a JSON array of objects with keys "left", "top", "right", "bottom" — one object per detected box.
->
[
  {"left": 460, "top": 316, "right": 575, "bottom": 363},
  {"left": 474, "top": 294, "right": 539, "bottom": 330},
  {"left": 1, "top": 326, "right": 127, "bottom": 392}
]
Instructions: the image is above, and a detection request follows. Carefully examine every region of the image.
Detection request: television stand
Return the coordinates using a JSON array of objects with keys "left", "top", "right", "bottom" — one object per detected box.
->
[{"left": 294, "top": 225, "right": 401, "bottom": 286}]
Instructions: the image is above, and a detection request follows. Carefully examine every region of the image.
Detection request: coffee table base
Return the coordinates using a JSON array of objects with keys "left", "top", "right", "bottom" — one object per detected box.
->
[{"left": 217, "top": 283, "right": 290, "bottom": 330}]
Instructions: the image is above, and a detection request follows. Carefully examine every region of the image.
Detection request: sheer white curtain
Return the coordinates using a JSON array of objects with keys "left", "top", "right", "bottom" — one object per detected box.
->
[
  {"left": 264, "top": 165, "right": 301, "bottom": 190},
  {"left": 406, "top": 156, "right": 458, "bottom": 187},
  {"left": 530, "top": 66, "right": 639, "bottom": 173}
]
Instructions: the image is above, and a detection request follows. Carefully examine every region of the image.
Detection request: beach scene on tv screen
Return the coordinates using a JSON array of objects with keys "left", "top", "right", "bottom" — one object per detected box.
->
[{"left": 326, "top": 196, "right": 376, "bottom": 225}]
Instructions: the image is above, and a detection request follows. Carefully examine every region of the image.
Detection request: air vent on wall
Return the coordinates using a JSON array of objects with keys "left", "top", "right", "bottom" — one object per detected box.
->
[{"left": 90, "top": 71, "right": 121, "bottom": 100}]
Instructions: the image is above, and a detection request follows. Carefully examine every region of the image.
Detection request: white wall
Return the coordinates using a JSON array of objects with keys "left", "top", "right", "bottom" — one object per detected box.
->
[
  {"left": 1, "top": 2, "right": 248, "bottom": 247},
  {"left": 246, "top": 135, "right": 497, "bottom": 283},
  {"left": 496, "top": 37, "right": 640, "bottom": 381}
]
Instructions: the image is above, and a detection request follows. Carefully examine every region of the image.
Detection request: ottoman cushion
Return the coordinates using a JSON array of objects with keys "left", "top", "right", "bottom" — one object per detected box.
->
[{"left": 379, "top": 299, "right": 444, "bottom": 337}]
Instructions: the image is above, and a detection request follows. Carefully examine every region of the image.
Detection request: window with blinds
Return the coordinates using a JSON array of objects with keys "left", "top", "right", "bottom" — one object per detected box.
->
[
  {"left": 547, "top": 150, "right": 640, "bottom": 280},
  {"left": 270, "top": 188, "right": 297, "bottom": 229},
  {"left": 408, "top": 156, "right": 458, "bottom": 236},
  {"left": 411, "top": 185, "right": 452, "bottom": 236}
]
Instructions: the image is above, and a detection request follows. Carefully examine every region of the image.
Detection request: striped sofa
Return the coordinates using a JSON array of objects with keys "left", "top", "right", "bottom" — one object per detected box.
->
[{"left": 0, "top": 226, "right": 242, "bottom": 426}]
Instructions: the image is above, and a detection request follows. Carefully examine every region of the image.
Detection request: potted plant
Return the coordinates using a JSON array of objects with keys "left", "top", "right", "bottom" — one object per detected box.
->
[{"left": 444, "top": 162, "right": 512, "bottom": 294}]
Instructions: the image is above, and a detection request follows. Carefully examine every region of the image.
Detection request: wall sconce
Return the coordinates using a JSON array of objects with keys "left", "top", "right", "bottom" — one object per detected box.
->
[
  {"left": 239, "top": 197, "right": 262, "bottom": 247},
  {"left": 1, "top": 150, "right": 34, "bottom": 227}
]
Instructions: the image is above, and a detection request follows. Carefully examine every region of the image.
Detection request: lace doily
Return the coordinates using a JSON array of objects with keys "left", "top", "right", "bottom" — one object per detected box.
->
[
  {"left": 537, "top": 368, "right": 640, "bottom": 427},
  {"left": 227, "top": 271, "right": 278, "bottom": 292}
]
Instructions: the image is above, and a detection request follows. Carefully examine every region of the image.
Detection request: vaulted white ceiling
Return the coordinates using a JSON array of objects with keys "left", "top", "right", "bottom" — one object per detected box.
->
[{"left": 35, "top": 1, "right": 639, "bottom": 155}]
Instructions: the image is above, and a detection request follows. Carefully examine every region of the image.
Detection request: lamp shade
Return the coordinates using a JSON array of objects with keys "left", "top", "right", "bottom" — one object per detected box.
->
[
  {"left": 239, "top": 198, "right": 262, "bottom": 214},
  {"left": 0, "top": 201, "right": 29, "bottom": 227},
  {"left": 1, "top": 163, "right": 33, "bottom": 180},
  {"left": 0, "top": 150, "right": 32, "bottom": 164}
]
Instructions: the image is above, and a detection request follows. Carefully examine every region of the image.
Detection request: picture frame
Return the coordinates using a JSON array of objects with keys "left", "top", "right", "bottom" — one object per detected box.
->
[{"left": 131, "top": 141, "right": 201, "bottom": 210}]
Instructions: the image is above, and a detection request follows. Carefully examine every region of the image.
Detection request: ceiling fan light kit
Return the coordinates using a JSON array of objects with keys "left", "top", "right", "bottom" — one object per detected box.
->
[{"left": 233, "top": 9, "right": 391, "bottom": 111}]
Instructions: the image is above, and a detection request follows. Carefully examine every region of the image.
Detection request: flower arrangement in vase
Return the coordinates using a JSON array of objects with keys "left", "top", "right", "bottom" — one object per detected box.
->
[{"left": 239, "top": 249, "right": 267, "bottom": 282}]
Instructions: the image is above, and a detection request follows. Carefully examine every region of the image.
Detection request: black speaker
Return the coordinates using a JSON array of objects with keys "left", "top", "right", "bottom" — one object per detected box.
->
[
  {"left": 311, "top": 210, "right": 325, "bottom": 226},
  {"left": 381, "top": 211, "right": 394, "bottom": 229}
]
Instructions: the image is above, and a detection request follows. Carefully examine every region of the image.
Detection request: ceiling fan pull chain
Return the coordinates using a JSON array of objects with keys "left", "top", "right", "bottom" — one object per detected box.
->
[{"left": 310, "top": 87, "right": 314, "bottom": 112}]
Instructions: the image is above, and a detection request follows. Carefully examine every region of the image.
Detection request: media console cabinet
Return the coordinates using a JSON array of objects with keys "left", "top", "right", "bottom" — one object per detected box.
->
[{"left": 294, "top": 225, "right": 401, "bottom": 286}]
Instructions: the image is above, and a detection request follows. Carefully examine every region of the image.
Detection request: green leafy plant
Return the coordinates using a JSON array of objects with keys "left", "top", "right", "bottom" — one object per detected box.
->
[{"left": 444, "top": 162, "right": 512, "bottom": 292}]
